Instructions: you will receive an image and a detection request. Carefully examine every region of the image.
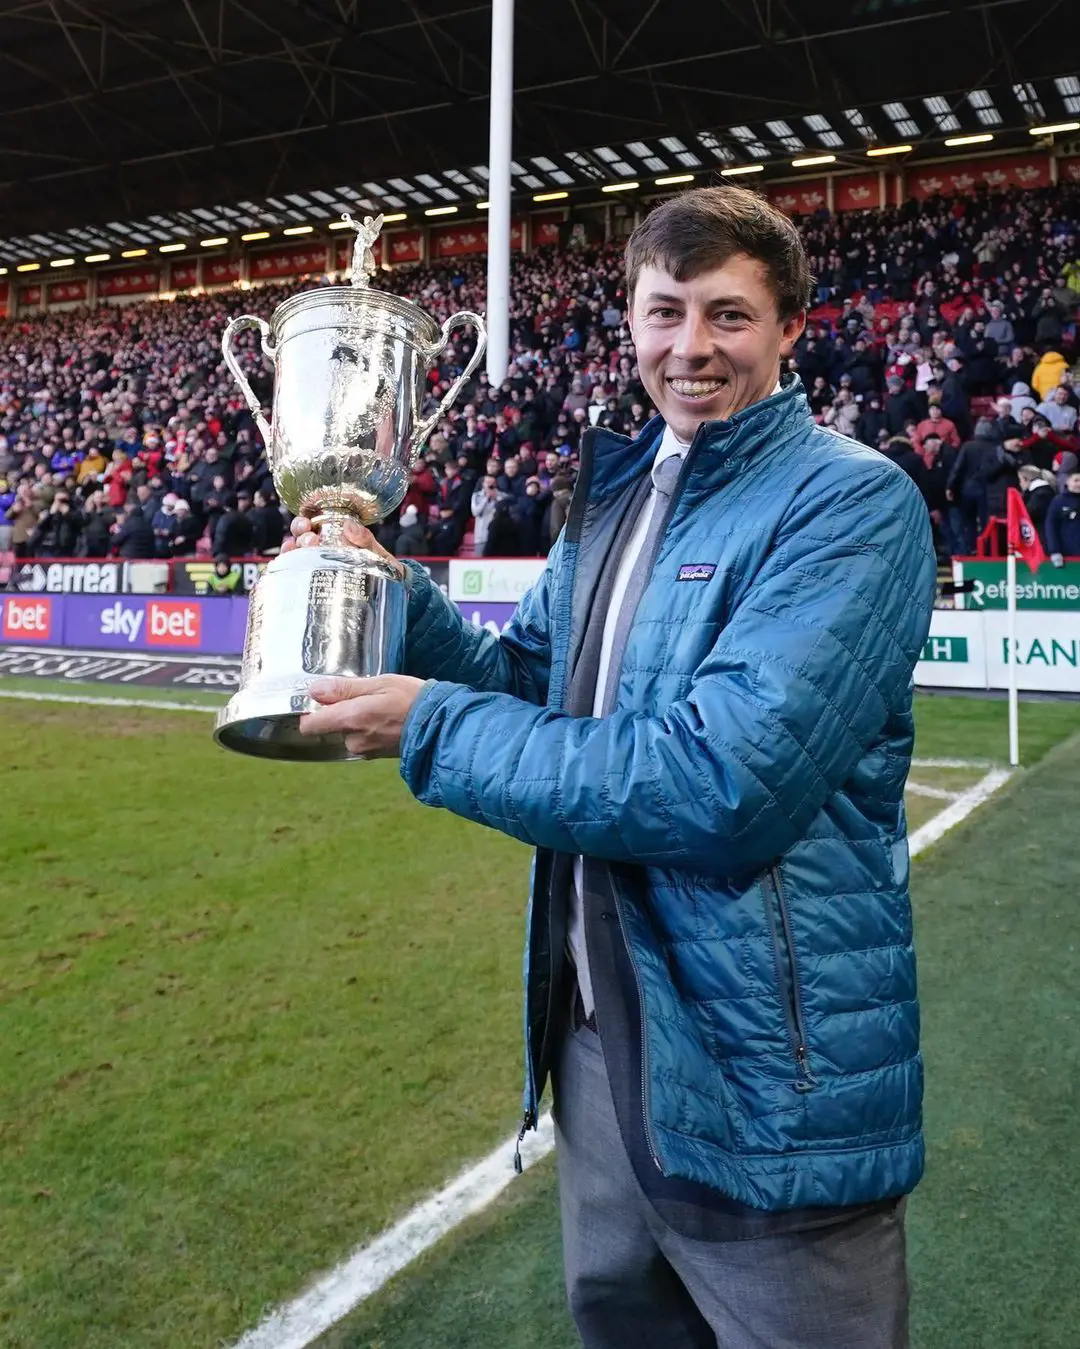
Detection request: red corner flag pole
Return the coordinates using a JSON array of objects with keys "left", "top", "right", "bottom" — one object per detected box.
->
[{"left": 1005, "top": 488, "right": 1049, "bottom": 767}]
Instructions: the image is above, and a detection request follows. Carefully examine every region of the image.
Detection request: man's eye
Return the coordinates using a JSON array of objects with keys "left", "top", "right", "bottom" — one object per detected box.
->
[
  {"left": 650, "top": 307, "right": 679, "bottom": 319},
  {"left": 717, "top": 311, "right": 747, "bottom": 323}
]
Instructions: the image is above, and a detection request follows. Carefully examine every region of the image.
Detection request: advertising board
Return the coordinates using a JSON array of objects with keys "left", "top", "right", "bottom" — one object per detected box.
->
[
  {"left": 915, "top": 608, "right": 1080, "bottom": 693},
  {"left": 448, "top": 558, "right": 546, "bottom": 604}
]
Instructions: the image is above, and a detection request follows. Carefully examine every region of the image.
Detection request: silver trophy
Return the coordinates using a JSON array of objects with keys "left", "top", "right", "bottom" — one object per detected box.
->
[{"left": 213, "top": 213, "right": 486, "bottom": 761}]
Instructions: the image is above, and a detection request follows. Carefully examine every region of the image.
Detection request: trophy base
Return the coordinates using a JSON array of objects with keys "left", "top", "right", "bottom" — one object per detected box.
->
[
  {"left": 213, "top": 542, "right": 407, "bottom": 762},
  {"left": 213, "top": 689, "right": 362, "bottom": 762}
]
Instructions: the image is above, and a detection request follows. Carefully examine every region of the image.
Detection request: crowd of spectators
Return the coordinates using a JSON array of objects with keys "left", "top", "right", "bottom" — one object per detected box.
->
[{"left": 2, "top": 180, "right": 1079, "bottom": 569}]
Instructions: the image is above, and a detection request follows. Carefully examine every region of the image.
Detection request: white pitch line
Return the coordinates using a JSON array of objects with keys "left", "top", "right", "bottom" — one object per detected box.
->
[
  {"left": 0, "top": 688, "right": 216, "bottom": 713},
  {"left": 230, "top": 1112, "right": 556, "bottom": 1349},
  {"left": 908, "top": 767, "right": 1012, "bottom": 857},
  {"left": 229, "top": 763, "right": 1016, "bottom": 1349},
  {"left": 905, "top": 782, "right": 961, "bottom": 801},
  {"left": 911, "top": 756, "right": 993, "bottom": 769}
]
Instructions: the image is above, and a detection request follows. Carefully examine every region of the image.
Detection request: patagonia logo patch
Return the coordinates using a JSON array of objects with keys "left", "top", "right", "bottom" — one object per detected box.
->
[{"left": 676, "top": 562, "right": 716, "bottom": 583}]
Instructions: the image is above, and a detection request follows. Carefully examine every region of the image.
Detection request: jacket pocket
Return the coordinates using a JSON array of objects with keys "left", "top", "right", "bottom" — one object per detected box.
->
[{"left": 762, "top": 866, "right": 818, "bottom": 1093}]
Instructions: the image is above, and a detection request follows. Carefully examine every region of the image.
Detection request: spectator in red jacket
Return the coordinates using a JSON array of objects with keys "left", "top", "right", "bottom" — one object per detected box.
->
[
  {"left": 402, "top": 462, "right": 438, "bottom": 518},
  {"left": 1020, "top": 416, "right": 1078, "bottom": 473},
  {"left": 913, "top": 404, "right": 961, "bottom": 455},
  {"left": 103, "top": 449, "right": 132, "bottom": 509}
]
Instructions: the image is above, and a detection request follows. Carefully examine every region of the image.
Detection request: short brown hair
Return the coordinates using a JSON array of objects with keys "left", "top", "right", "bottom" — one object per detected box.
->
[{"left": 624, "top": 186, "right": 812, "bottom": 321}]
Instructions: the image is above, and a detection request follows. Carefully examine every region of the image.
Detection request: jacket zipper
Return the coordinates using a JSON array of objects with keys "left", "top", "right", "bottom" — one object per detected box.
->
[
  {"left": 513, "top": 1107, "right": 537, "bottom": 1174},
  {"left": 613, "top": 883, "right": 664, "bottom": 1171},
  {"left": 765, "top": 865, "right": 818, "bottom": 1093}
]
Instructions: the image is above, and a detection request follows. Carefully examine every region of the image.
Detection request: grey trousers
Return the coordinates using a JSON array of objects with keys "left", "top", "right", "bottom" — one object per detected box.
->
[{"left": 552, "top": 1022, "right": 910, "bottom": 1349}]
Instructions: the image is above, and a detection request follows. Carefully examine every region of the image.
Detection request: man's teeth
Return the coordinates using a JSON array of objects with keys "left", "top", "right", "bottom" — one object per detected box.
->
[{"left": 668, "top": 378, "right": 724, "bottom": 397}]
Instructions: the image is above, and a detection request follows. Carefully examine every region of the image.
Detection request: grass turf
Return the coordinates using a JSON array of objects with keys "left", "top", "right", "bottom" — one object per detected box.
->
[
  {"left": 0, "top": 701, "right": 530, "bottom": 1349},
  {"left": 315, "top": 731, "right": 1080, "bottom": 1349},
  {"left": 912, "top": 692, "right": 1080, "bottom": 766},
  {"left": 1, "top": 688, "right": 1078, "bottom": 1347}
]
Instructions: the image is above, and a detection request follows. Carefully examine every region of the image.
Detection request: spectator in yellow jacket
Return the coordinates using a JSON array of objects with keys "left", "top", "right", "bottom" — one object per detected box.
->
[
  {"left": 76, "top": 447, "right": 108, "bottom": 484},
  {"left": 1032, "top": 349, "right": 1069, "bottom": 401}
]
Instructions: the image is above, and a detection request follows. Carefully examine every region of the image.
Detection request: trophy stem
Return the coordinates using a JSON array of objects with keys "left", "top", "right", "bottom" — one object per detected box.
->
[{"left": 309, "top": 508, "right": 367, "bottom": 547}]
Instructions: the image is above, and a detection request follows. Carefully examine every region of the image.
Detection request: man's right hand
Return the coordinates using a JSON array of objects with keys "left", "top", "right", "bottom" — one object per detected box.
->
[{"left": 283, "top": 516, "right": 406, "bottom": 581}]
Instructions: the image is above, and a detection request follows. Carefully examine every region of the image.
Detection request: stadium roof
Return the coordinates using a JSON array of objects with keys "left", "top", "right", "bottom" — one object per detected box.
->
[{"left": 0, "top": 0, "right": 1077, "bottom": 267}]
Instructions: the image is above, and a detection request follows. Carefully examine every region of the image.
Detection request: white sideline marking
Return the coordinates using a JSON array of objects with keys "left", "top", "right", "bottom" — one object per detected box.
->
[
  {"left": 911, "top": 756, "right": 992, "bottom": 769},
  {"left": 908, "top": 768, "right": 1012, "bottom": 857},
  {"left": 230, "top": 765, "right": 1015, "bottom": 1349},
  {"left": 0, "top": 688, "right": 215, "bottom": 713},
  {"left": 230, "top": 1112, "right": 556, "bottom": 1349},
  {"left": 905, "top": 782, "right": 960, "bottom": 801}
]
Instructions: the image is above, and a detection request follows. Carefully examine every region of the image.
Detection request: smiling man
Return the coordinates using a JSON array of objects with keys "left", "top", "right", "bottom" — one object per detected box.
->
[{"left": 296, "top": 187, "right": 937, "bottom": 1348}]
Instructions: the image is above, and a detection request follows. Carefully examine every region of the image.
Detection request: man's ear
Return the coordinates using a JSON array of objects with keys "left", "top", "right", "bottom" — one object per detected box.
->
[{"left": 780, "top": 308, "right": 806, "bottom": 357}]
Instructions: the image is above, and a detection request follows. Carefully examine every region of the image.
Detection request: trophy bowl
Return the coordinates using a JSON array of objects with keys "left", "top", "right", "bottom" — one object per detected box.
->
[{"left": 212, "top": 214, "right": 486, "bottom": 761}]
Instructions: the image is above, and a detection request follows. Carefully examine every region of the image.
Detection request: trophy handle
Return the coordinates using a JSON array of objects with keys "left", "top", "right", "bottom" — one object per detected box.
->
[
  {"left": 221, "top": 314, "right": 276, "bottom": 447},
  {"left": 409, "top": 310, "right": 488, "bottom": 458}
]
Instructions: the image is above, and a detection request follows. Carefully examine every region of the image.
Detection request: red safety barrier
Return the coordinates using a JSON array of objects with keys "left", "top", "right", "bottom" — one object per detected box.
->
[{"left": 976, "top": 518, "right": 1007, "bottom": 559}]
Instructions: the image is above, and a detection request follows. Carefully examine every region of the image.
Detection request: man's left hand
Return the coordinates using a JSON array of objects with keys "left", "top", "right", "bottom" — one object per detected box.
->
[{"left": 299, "top": 675, "right": 427, "bottom": 758}]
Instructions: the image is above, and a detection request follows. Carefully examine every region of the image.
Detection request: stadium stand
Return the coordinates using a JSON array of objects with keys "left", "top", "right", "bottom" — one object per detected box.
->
[{"left": 2, "top": 183, "right": 1078, "bottom": 568}]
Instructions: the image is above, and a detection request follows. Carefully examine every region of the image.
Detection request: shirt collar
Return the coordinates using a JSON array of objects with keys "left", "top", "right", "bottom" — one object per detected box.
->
[{"left": 652, "top": 381, "right": 783, "bottom": 486}]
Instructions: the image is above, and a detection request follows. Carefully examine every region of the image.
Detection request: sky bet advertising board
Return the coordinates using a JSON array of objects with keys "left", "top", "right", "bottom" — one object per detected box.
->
[{"left": 0, "top": 589, "right": 513, "bottom": 654}]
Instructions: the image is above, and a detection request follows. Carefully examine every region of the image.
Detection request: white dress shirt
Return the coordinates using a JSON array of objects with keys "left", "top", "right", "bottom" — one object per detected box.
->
[{"left": 567, "top": 386, "right": 782, "bottom": 1016}]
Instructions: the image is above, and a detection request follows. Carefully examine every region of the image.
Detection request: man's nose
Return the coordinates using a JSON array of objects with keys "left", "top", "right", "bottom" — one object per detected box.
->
[{"left": 670, "top": 311, "right": 714, "bottom": 364}]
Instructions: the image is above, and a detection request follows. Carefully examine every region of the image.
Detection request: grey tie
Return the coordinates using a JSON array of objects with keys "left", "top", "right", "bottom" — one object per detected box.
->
[{"left": 600, "top": 453, "right": 683, "bottom": 715}]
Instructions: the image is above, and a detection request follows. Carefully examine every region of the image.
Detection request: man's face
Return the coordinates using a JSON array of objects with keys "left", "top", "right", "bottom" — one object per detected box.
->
[
  {"left": 1055, "top": 388, "right": 1068, "bottom": 405},
  {"left": 1067, "top": 472, "right": 1080, "bottom": 495},
  {"left": 628, "top": 256, "right": 804, "bottom": 443},
  {"left": 929, "top": 406, "right": 941, "bottom": 421}
]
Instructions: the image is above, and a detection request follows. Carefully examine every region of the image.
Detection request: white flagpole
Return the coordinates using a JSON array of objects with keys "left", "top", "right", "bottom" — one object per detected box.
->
[
  {"left": 485, "top": 0, "right": 514, "bottom": 383},
  {"left": 1007, "top": 549, "right": 1019, "bottom": 767}
]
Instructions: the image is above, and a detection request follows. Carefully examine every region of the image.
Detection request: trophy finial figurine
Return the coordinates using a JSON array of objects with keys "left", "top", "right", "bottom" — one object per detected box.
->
[{"left": 341, "top": 212, "right": 385, "bottom": 288}]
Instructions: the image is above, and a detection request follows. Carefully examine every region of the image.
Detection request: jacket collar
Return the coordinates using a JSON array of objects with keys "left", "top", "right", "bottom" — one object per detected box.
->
[{"left": 584, "top": 373, "right": 810, "bottom": 499}]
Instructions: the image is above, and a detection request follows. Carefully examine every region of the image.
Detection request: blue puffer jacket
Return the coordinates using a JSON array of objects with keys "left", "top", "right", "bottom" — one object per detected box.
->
[{"left": 399, "top": 377, "right": 937, "bottom": 1211}]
